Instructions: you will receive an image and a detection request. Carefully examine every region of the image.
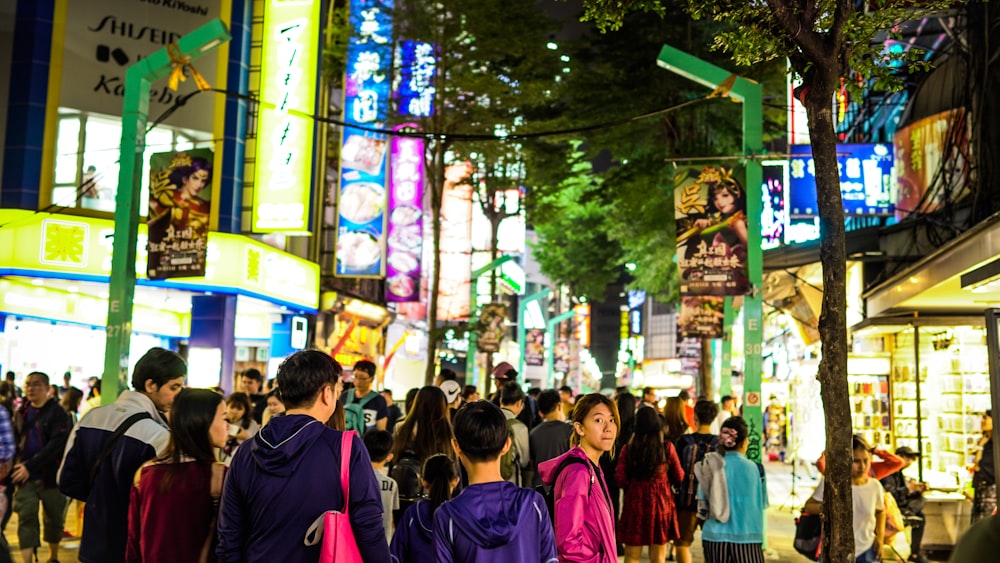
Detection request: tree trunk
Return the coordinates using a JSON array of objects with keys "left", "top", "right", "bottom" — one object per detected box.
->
[
  {"left": 805, "top": 90, "right": 855, "bottom": 563},
  {"left": 424, "top": 141, "right": 446, "bottom": 385}
]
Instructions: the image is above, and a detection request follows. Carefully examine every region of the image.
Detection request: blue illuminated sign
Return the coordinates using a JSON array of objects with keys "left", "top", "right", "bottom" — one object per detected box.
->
[
  {"left": 336, "top": 0, "right": 395, "bottom": 278},
  {"left": 789, "top": 144, "right": 894, "bottom": 216},
  {"left": 397, "top": 41, "right": 436, "bottom": 118}
]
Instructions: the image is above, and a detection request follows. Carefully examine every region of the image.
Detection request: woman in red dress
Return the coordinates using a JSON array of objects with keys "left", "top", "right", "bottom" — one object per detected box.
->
[
  {"left": 127, "top": 388, "right": 229, "bottom": 563},
  {"left": 616, "top": 405, "right": 685, "bottom": 563}
]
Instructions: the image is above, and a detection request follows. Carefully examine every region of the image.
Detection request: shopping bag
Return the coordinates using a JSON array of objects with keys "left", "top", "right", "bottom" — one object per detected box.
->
[
  {"left": 304, "top": 431, "right": 363, "bottom": 563},
  {"left": 793, "top": 512, "right": 822, "bottom": 561},
  {"left": 884, "top": 491, "right": 906, "bottom": 540}
]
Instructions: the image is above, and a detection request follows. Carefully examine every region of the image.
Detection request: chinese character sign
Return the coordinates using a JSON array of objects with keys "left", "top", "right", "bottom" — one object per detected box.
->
[
  {"left": 789, "top": 143, "right": 894, "bottom": 216},
  {"left": 386, "top": 133, "right": 424, "bottom": 301},
  {"left": 397, "top": 41, "right": 436, "bottom": 118},
  {"left": 336, "top": 0, "right": 395, "bottom": 277},
  {"left": 761, "top": 162, "right": 787, "bottom": 250},
  {"left": 252, "top": 0, "right": 321, "bottom": 233},
  {"left": 892, "top": 108, "right": 969, "bottom": 220},
  {"left": 147, "top": 149, "right": 213, "bottom": 280},
  {"left": 436, "top": 162, "right": 474, "bottom": 321},
  {"left": 675, "top": 166, "right": 750, "bottom": 296},
  {"left": 678, "top": 295, "right": 725, "bottom": 338}
]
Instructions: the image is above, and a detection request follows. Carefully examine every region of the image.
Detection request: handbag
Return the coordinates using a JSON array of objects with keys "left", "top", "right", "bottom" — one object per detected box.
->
[
  {"left": 793, "top": 512, "right": 822, "bottom": 561},
  {"left": 304, "top": 430, "right": 363, "bottom": 563},
  {"left": 883, "top": 491, "right": 906, "bottom": 540}
]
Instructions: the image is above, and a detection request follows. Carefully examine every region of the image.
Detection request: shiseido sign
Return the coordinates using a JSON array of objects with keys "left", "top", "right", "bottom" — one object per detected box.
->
[{"left": 58, "top": 0, "right": 222, "bottom": 132}]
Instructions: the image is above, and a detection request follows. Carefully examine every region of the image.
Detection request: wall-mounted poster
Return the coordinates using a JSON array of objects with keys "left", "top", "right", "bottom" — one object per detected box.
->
[
  {"left": 147, "top": 149, "right": 213, "bottom": 280},
  {"left": 678, "top": 295, "right": 725, "bottom": 338},
  {"left": 675, "top": 166, "right": 750, "bottom": 296}
]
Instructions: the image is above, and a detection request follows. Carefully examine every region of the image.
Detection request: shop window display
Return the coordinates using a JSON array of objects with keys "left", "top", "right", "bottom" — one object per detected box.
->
[
  {"left": 890, "top": 326, "right": 990, "bottom": 489},
  {"left": 51, "top": 110, "right": 211, "bottom": 214}
]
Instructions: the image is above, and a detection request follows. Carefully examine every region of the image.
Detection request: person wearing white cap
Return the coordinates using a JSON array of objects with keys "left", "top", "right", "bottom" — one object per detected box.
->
[{"left": 438, "top": 380, "right": 462, "bottom": 412}]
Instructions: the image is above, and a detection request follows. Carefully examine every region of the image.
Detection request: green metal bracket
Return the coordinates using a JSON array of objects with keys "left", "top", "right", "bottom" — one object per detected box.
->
[
  {"left": 546, "top": 309, "right": 576, "bottom": 388},
  {"left": 518, "top": 288, "right": 551, "bottom": 376},
  {"left": 103, "top": 19, "right": 231, "bottom": 405},
  {"left": 466, "top": 255, "right": 516, "bottom": 384}
]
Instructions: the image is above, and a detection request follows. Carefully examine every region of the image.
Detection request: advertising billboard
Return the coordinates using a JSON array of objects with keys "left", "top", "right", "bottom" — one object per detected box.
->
[
  {"left": 436, "top": 162, "right": 474, "bottom": 321},
  {"left": 397, "top": 40, "right": 436, "bottom": 118},
  {"left": 761, "top": 161, "right": 787, "bottom": 250},
  {"left": 789, "top": 143, "right": 894, "bottom": 216},
  {"left": 147, "top": 149, "right": 213, "bottom": 279},
  {"left": 893, "top": 108, "right": 970, "bottom": 220},
  {"left": 251, "top": 0, "right": 321, "bottom": 233},
  {"left": 335, "top": 0, "right": 395, "bottom": 276},
  {"left": 386, "top": 133, "right": 424, "bottom": 301},
  {"left": 675, "top": 166, "right": 750, "bottom": 296},
  {"left": 678, "top": 295, "right": 725, "bottom": 338}
]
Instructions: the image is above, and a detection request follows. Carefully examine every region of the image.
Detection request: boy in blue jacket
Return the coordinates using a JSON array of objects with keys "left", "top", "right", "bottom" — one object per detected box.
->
[{"left": 433, "top": 401, "right": 557, "bottom": 563}]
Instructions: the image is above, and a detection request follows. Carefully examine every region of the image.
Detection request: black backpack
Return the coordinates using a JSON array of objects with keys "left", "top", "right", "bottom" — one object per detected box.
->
[
  {"left": 675, "top": 434, "right": 718, "bottom": 512},
  {"left": 390, "top": 450, "right": 424, "bottom": 503},
  {"left": 535, "top": 456, "right": 590, "bottom": 526}
]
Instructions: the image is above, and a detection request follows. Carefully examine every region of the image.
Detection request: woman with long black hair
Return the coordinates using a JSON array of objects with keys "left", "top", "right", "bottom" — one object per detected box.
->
[
  {"left": 126, "top": 389, "right": 229, "bottom": 563},
  {"left": 389, "top": 454, "right": 459, "bottom": 561}
]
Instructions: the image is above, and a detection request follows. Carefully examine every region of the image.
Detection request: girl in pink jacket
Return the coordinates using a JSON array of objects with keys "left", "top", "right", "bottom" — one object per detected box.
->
[{"left": 539, "top": 393, "right": 620, "bottom": 563}]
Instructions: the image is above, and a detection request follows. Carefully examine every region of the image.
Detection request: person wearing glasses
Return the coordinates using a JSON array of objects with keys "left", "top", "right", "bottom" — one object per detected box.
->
[{"left": 339, "top": 360, "right": 387, "bottom": 432}]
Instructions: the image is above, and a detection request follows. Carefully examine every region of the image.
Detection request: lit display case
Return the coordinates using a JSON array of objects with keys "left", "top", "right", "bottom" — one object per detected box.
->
[{"left": 847, "top": 356, "right": 892, "bottom": 450}]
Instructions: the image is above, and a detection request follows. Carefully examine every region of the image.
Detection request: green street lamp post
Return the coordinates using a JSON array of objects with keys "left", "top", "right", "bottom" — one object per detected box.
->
[
  {"left": 466, "top": 255, "right": 515, "bottom": 385},
  {"left": 103, "top": 19, "right": 231, "bottom": 404}
]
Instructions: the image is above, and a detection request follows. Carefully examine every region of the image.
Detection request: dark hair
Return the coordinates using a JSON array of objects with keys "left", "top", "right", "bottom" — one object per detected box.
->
[
  {"left": 439, "top": 369, "right": 457, "bottom": 382},
  {"left": 528, "top": 387, "right": 541, "bottom": 398},
  {"left": 26, "top": 371, "right": 50, "bottom": 386},
  {"left": 642, "top": 387, "right": 654, "bottom": 396},
  {"left": 558, "top": 385, "right": 572, "bottom": 395},
  {"left": 720, "top": 395, "right": 735, "bottom": 408},
  {"left": 4, "top": 372, "right": 13, "bottom": 380},
  {"left": 614, "top": 392, "right": 638, "bottom": 453},
  {"left": 392, "top": 386, "right": 453, "bottom": 462},
  {"left": 662, "top": 397, "right": 689, "bottom": 443},
  {"left": 132, "top": 348, "right": 186, "bottom": 391},
  {"left": 677, "top": 389, "right": 691, "bottom": 401},
  {"left": 363, "top": 429, "right": 394, "bottom": 463},
  {"left": 537, "top": 389, "right": 562, "bottom": 415},
  {"left": 718, "top": 416, "right": 749, "bottom": 453},
  {"left": 570, "top": 393, "right": 621, "bottom": 450},
  {"left": 158, "top": 388, "right": 222, "bottom": 465},
  {"left": 461, "top": 385, "right": 478, "bottom": 401},
  {"left": 404, "top": 387, "right": 419, "bottom": 414},
  {"left": 167, "top": 156, "right": 212, "bottom": 190},
  {"left": 452, "top": 400, "right": 508, "bottom": 462},
  {"left": 708, "top": 179, "right": 745, "bottom": 213},
  {"left": 226, "top": 392, "right": 254, "bottom": 428},
  {"left": 852, "top": 434, "right": 872, "bottom": 453},
  {"left": 354, "top": 360, "right": 376, "bottom": 378},
  {"left": 694, "top": 399, "right": 719, "bottom": 427},
  {"left": 275, "top": 350, "right": 341, "bottom": 409},
  {"left": 241, "top": 368, "right": 263, "bottom": 383},
  {"left": 422, "top": 454, "right": 458, "bottom": 514},
  {"left": 500, "top": 381, "right": 524, "bottom": 407},
  {"left": 266, "top": 388, "right": 282, "bottom": 401},
  {"left": 87, "top": 378, "right": 102, "bottom": 400},
  {"left": 381, "top": 388, "right": 393, "bottom": 397},
  {"left": 626, "top": 406, "right": 666, "bottom": 480},
  {"left": 61, "top": 387, "right": 84, "bottom": 414}
]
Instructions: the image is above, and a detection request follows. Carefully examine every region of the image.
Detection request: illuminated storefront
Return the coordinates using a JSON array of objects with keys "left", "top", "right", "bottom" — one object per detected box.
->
[{"left": 315, "top": 291, "right": 391, "bottom": 379}]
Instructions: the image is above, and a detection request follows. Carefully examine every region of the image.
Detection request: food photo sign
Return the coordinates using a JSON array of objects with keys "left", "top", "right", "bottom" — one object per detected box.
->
[
  {"left": 335, "top": 0, "right": 394, "bottom": 277},
  {"left": 385, "top": 132, "right": 424, "bottom": 301}
]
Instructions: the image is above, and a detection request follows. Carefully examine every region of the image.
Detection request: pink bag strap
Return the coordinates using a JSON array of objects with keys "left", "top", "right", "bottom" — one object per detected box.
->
[{"left": 340, "top": 430, "right": 356, "bottom": 514}]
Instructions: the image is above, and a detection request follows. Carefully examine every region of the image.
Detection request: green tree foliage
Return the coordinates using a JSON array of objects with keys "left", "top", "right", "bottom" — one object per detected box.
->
[
  {"left": 524, "top": 3, "right": 783, "bottom": 303},
  {"left": 576, "top": 1, "right": 952, "bottom": 560}
]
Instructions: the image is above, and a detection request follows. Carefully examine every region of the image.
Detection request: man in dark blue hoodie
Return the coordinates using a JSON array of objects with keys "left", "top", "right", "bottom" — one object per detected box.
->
[
  {"left": 433, "top": 401, "right": 557, "bottom": 562},
  {"left": 217, "top": 350, "right": 390, "bottom": 563}
]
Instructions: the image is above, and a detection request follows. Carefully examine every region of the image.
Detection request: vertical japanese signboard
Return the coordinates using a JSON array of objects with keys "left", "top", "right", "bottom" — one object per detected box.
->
[
  {"left": 386, "top": 132, "right": 424, "bottom": 301},
  {"left": 675, "top": 166, "right": 750, "bottom": 296},
  {"left": 335, "top": 0, "right": 394, "bottom": 277},
  {"left": 147, "top": 149, "right": 213, "bottom": 279},
  {"left": 252, "top": 0, "right": 320, "bottom": 233}
]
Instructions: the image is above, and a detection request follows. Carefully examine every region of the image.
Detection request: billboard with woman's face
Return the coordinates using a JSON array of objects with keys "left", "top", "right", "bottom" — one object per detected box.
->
[{"left": 147, "top": 149, "right": 214, "bottom": 279}]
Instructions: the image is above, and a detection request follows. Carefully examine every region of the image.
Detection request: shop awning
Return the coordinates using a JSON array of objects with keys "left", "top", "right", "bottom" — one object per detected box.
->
[{"left": 864, "top": 212, "right": 1000, "bottom": 317}]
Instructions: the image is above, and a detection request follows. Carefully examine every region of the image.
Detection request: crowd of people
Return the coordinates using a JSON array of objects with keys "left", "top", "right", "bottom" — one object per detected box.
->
[{"left": 0, "top": 351, "right": 774, "bottom": 563}]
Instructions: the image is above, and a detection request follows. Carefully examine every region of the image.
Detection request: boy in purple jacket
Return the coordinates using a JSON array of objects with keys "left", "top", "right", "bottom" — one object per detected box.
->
[{"left": 433, "top": 401, "right": 557, "bottom": 563}]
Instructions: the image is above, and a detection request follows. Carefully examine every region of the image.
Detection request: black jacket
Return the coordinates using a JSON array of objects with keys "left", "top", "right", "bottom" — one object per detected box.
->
[{"left": 14, "top": 398, "right": 73, "bottom": 487}]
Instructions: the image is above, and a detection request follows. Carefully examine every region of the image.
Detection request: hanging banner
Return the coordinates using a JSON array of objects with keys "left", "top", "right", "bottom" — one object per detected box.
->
[
  {"left": 386, "top": 131, "right": 424, "bottom": 301},
  {"left": 675, "top": 166, "right": 750, "bottom": 296},
  {"left": 335, "top": 0, "right": 395, "bottom": 276},
  {"left": 252, "top": 0, "right": 321, "bottom": 233},
  {"left": 525, "top": 328, "right": 545, "bottom": 366},
  {"left": 554, "top": 339, "right": 570, "bottom": 374},
  {"left": 397, "top": 40, "right": 436, "bottom": 118},
  {"left": 436, "top": 162, "right": 474, "bottom": 321},
  {"left": 147, "top": 149, "right": 214, "bottom": 280},
  {"left": 476, "top": 302, "right": 507, "bottom": 353},
  {"left": 678, "top": 295, "right": 725, "bottom": 338}
]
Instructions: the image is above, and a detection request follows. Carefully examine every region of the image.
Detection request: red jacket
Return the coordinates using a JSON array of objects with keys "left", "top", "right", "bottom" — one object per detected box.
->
[{"left": 815, "top": 448, "right": 903, "bottom": 480}]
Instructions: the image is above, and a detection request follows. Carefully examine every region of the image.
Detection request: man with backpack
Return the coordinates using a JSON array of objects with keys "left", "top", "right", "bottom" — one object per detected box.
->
[
  {"left": 340, "top": 360, "right": 388, "bottom": 432},
  {"left": 673, "top": 399, "right": 720, "bottom": 563},
  {"left": 499, "top": 382, "right": 530, "bottom": 487}
]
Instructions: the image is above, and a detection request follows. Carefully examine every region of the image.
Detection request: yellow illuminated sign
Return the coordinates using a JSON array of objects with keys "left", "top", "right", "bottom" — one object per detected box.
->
[
  {"left": 0, "top": 210, "right": 319, "bottom": 310},
  {"left": 251, "top": 0, "right": 321, "bottom": 233}
]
